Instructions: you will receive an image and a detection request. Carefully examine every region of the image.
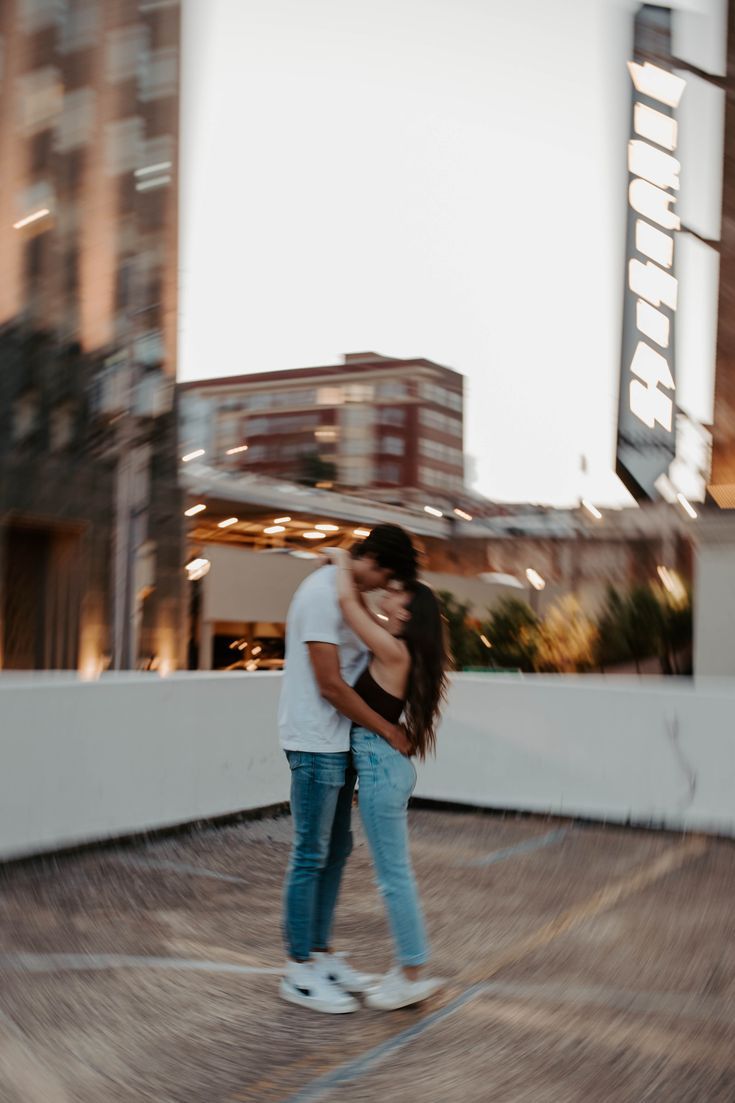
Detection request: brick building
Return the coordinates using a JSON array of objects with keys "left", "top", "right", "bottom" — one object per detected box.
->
[
  {"left": 0, "top": 0, "right": 184, "bottom": 672},
  {"left": 180, "top": 351, "right": 467, "bottom": 508}
]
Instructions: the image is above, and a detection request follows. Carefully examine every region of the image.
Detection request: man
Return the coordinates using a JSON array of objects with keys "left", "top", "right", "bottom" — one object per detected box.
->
[{"left": 278, "top": 523, "right": 418, "bottom": 1013}]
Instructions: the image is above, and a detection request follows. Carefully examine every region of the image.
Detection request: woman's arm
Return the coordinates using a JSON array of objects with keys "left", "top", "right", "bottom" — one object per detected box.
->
[{"left": 327, "top": 549, "right": 406, "bottom": 666}]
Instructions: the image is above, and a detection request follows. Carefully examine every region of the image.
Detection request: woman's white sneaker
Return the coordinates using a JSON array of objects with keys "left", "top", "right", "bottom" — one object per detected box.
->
[
  {"left": 365, "top": 967, "right": 443, "bottom": 1011},
  {"left": 279, "top": 961, "right": 358, "bottom": 1014},
  {"left": 312, "top": 951, "right": 376, "bottom": 994}
]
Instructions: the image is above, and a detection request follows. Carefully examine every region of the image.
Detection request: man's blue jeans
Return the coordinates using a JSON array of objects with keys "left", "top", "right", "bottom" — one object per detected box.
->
[{"left": 282, "top": 750, "right": 356, "bottom": 962}]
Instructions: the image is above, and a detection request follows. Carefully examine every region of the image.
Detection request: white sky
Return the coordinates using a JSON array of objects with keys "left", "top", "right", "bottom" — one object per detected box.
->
[{"left": 179, "top": 0, "right": 717, "bottom": 506}]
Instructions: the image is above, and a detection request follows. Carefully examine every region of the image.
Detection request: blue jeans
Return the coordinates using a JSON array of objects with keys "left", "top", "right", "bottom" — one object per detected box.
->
[
  {"left": 351, "top": 726, "right": 429, "bottom": 967},
  {"left": 282, "top": 750, "right": 356, "bottom": 962}
]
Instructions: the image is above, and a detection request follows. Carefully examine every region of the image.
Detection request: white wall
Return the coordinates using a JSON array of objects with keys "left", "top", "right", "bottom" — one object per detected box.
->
[{"left": 1, "top": 672, "right": 733, "bottom": 861}]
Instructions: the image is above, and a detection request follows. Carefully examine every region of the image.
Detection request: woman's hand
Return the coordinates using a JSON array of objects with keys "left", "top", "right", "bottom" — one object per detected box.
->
[{"left": 324, "top": 546, "right": 350, "bottom": 565}]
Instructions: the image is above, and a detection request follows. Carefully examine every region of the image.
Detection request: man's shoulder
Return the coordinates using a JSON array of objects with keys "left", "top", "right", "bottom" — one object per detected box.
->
[{"left": 294, "top": 564, "right": 335, "bottom": 603}]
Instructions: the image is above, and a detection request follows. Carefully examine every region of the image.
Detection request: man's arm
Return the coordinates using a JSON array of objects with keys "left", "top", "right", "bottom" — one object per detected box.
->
[{"left": 308, "top": 642, "right": 411, "bottom": 755}]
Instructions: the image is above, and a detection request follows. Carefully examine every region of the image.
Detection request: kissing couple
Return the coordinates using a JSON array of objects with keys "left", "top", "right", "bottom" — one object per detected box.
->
[{"left": 278, "top": 523, "right": 448, "bottom": 1013}]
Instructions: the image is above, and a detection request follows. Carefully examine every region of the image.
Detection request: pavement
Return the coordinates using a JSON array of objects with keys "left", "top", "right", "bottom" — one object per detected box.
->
[{"left": 0, "top": 806, "right": 733, "bottom": 1102}]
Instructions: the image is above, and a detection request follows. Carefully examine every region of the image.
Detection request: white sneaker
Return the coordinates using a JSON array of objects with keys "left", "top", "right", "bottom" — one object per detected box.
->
[
  {"left": 279, "top": 960, "right": 358, "bottom": 1014},
  {"left": 312, "top": 951, "right": 377, "bottom": 994},
  {"left": 365, "top": 966, "right": 443, "bottom": 1011}
]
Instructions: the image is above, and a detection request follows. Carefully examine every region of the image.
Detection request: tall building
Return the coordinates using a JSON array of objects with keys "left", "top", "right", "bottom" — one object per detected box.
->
[
  {"left": 0, "top": 0, "right": 183, "bottom": 672},
  {"left": 180, "top": 352, "right": 467, "bottom": 506}
]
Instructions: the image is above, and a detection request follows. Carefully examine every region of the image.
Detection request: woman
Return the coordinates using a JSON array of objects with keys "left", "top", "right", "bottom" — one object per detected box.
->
[{"left": 328, "top": 546, "right": 448, "bottom": 1011}]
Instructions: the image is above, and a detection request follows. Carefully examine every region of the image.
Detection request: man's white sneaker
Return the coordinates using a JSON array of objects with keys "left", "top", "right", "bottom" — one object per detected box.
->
[
  {"left": 365, "top": 967, "right": 443, "bottom": 1011},
  {"left": 312, "top": 951, "right": 377, "bottom": 994},
  {"left": 279, "top": 961, "right": 358, "bottom": 1014}
]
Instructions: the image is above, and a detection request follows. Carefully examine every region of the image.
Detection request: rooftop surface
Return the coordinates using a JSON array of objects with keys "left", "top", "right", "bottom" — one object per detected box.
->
[{"left": 0, "top": 807, "right": 732, "bottom": 1102}]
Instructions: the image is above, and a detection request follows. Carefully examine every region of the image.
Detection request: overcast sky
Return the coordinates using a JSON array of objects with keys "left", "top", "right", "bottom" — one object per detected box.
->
[{"left": 179, "top": 0, "right": 718, "bottom": 506}]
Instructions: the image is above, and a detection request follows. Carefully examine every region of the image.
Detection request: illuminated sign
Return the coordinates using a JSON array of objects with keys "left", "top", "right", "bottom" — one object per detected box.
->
[{"left": 616, "top": 7, "right": 686, "bottom": 500}]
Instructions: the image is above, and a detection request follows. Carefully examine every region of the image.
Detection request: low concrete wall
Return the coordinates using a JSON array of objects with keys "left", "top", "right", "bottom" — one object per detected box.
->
[{"left": 1, "top": 673, "right": 733, "bottom": 860}]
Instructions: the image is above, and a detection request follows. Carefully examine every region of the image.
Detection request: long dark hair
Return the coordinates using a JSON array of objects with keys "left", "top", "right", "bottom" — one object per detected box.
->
[{"left": 400, "top": 581, "right": 449, "bottom": 760}]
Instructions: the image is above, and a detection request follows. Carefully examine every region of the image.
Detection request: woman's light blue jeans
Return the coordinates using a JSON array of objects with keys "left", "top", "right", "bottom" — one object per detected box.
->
[{"left": 351, "top": 726, "right": 429, "bottom": 967}]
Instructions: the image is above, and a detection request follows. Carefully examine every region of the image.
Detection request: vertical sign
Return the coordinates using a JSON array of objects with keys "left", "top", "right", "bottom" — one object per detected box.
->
[{"left": 616, "top": 5, "right": 686, "bottom": 501}]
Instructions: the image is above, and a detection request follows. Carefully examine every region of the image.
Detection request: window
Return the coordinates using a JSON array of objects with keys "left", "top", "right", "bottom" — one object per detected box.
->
[
  {"left": 378, "top": 406, "right": 406, "bottom": 426},
  {"left": 343, "top": 435, "right": 372, "bottom": 456},
  {"left": 377, "top": 380, "right": 407, "bottom": 399},
  {"left": 318, "top": 386, "right": 344, "bottom": 406},
  {"left": 419, "top": 439, "right": 463, "bottom": 466},
  {"left": 418, "top": 465, "right": 464, "bottom": 492},
  {"left": 377, "top": 462, "right": 401, "bottom": 484},
  {"left": 419, "top": 407, "right": 462, "bottom": 437},
  {"left": 139, "top": 47, "right": 178, "bottom": 103},
  {"left": 345, "top": 383, "right": 374, "bottom": 403},
  {"left": 105, "top": 117, "right": 143, "bottom": 176},
  {"left": 381, "top": 435, "right": 404, "bottom": 455},
  {"left": 13, "top": 392, "right": 40, "bottom": 444},
  {"left": 55, "top": 88, "right": 96, "bottom": 153},
  {"left": 107, "top": 26, "right": 147, "bottom": 84},
  {"left": 18, "top": 67, "right": 62, "bottom": 135}
]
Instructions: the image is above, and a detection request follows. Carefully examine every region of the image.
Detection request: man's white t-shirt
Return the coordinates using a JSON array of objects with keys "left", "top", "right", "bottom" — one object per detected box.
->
[{"left": 278, "top": 565, "right": 368, "bottom": 753}]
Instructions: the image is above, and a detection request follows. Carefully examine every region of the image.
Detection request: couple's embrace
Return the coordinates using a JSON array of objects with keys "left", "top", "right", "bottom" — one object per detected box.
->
[{"left": 277, "top": 524, "right": 448, "bottom": 1013}]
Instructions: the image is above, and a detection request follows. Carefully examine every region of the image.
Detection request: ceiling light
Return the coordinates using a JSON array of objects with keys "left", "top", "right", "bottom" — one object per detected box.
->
[
  {"left": 182, "top": 449, "right": 205, "bottom": 462},
  {"left": 218, "top": 517, "right": 238, "bottom": 528},
  {"left": 303, "top": 531, "right": 326, "bottom": 540},
  {"left": 184, "top": 503, "right": 206, "bottom": 517},
  {"left": 424, "top": 506, "right": 443, "bottom": 518},
  {"left": 273, "top": 516, "right": 291, "bottom": 524},
  {"left": 353, "top": 528, "right": 371, "bottom": 538},
  {"left": 263, "top": 525, "right": 286, "bottom": 535}
]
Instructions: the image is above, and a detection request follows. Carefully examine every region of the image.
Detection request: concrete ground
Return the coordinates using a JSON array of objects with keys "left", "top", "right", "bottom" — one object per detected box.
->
[{"left": 0, "top": 806, "right": 732, "bottom": 1103}]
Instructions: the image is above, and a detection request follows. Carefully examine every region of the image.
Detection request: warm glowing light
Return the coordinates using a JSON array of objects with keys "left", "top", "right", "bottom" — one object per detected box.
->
[
  {"left": 135, "top": 174, "right": 172, "bottom": 192},
  {"left": 315, "top": 524, "right": 339, "bottom": 532},
  {"left": 251, "top": 645, "right": 262, "bottom": 657},
  {"left": 263, "top": 525, "right": 286, "bottom": 534},
  {"left": 218, "top": 517, "right": 238, "bottom": 528},
  {"left": 628, "top": 179, "right": 680, "bottom": 232},
  {"left": 636, "top": 299, "right": 670, "bottom": 349},
  {"left": 186, "top": 557, "right": 211, "bottom": 580},
  {"left": 480, "top": 634, "right": 492, "bottom": 649},
  {"left": 629, "top": 342, "right": 674, "bottom": 431},
  {"left": 184, "top": 503, "right": 206, "bottom": 517},
  {"left": 134, "top": 161, "right": 172, "bottom": 177},
  {"left": 454, "top": 508, "right": 473, "bottom": 521},
  {"left": 627, "top": 61, "right": 686, "bottom": 109},
  {"left": 353, "top": 528, "right": 372, "bottom": 538},
  {"left": 376, "top": 613, "right": 389, "bottom": 622},
  {"left": 628, "top": 140, "right": 680, "bottom": 192},
  {"left": 634, "top": 102, "right": 677, "bottom": 151},
  {"left": 635, "top": 220, "right": 674, "bottom": 269},
  {"left": 303, "top": 531, "right": 326, "bottom": 540},
  {"left": 13, "top": 208, "right": 51, "bottom": 230},
  {"left": 581, "top": 499, "right": 603, "bottom": 520},
  {"left": 424, "top": 506, "right": 443, "bottom": 518},
  {"left": 657, "top": 565, "right": 687, "bottom": 601},
  {"left": 226, "top": 444, "right": 249, "bottom": 455},
  {"left": 629, "top": 258, "right": 678, "bottom": 310},
  {"left": 182, "top": 449, "right": 205, "bottom": 462},
  {"left": 274, "top": 516, "right": 291, "bottom": 524},
  {"left": 526, "top": 568, "right": 546, "bottom": 591},
  {"left": 676, "top": 493, "right": 698, "bottom": 519}
]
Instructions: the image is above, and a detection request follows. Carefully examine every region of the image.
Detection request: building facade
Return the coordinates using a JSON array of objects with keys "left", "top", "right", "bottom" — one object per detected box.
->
[
  {"left": 0, "top": 0, "right": 184, "bottom": 672},
  {"left": 180, "top": 352, "right": 467, "bottom": 507}
]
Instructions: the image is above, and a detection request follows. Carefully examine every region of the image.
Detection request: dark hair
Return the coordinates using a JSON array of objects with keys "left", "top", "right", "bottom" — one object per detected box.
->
[
  {"left": 400, "top": 581, "right": 448, "bottom": 760},
  {"left": 352, "top": 523, "right": 418, "bottom": 582}
]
